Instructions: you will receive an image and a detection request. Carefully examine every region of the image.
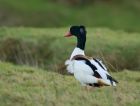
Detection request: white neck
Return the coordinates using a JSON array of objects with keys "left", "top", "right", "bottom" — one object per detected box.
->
[{"left": 70, "top": 47, "right": 85, "bottom": 60}]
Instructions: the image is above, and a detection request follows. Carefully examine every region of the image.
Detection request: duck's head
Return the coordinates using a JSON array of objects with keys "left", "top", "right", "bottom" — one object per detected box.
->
[
  {"left": 65, "top": 25, "right": 87, "bottom": 50},
  {"left": 65, "top": 25, "right": 86, "bottom": 38}
]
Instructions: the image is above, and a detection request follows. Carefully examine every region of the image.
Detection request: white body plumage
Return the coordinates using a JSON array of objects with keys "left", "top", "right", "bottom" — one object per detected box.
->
[{"left": 65, "top": 48, "right": 117, "bottom": 87}]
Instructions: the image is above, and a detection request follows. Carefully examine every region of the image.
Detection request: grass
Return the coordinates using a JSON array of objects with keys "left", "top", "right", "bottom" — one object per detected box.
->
[
  {"left": 0, "top": 0, "right": 140, "bottom": 32},
  {"left": 0, "top": 62, "right": 140, "bottom": 106},
  {"left": 0, "top": 27, "right": 139, "bottom": 70}
]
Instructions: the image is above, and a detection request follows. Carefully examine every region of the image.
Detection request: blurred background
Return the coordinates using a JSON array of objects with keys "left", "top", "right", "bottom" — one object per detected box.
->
[
  {"left": 0, "top": 0, "right": 140, "bottom": 72},
  {"left": 0, "top": 0, "right": 140, "bottom": 32}
]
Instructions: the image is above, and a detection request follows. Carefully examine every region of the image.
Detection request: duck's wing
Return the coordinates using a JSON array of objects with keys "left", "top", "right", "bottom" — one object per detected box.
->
[
  {"left": 72, "top": 60, "right": 111, "bottom": 86},
  {"left": 73, "top": 56, "right": 102, "bottom": 78},
  {"left": 93, "top": 58, "right": 108, "bottom": 71},
  {"left": 71, "top": 55, "right": 107, "bottom": 78},
  {"left": 90, "top": 59, "right": 118, "bottom": 86},
  {"left": 65, "top": 55, "right": 118, "bottom": 86},
  {"left": 65, "top": 57, "right": 112, "bottom": 86},
  {"left": 73, "top": 55, "right": 118, "bottom": 86},
  {"left": 90, "top": 59, "right": 110, "bottom": 78}
]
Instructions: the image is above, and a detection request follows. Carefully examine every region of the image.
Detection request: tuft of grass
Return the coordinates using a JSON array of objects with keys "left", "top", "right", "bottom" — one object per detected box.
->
[{"left": 0, "top": 62, "right": 140, "bottom": 106}]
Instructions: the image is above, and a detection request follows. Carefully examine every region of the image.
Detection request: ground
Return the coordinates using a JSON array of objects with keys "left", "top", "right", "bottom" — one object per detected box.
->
[{"left": 0, "top": 62, "right": 139, "bottom": 106}]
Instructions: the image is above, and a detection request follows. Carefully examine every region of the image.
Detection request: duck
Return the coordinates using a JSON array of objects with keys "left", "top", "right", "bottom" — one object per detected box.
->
[{"left": 65, "top": 25, "right": 118, "bottom": 87}]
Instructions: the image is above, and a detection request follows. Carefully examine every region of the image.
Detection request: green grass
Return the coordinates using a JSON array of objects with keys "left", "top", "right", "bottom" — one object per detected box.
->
[
  {"left": 0, "top": 0, "right": 140, "bottom": 32},
  {"left": 0, "top": 27, "right": 139, "bottom": 105},
  {"left": 0, "top": 62, "right": 140, "bottom": 106},
  {"left": 0, "top": 27, "right": 139, "bottom": 70}
]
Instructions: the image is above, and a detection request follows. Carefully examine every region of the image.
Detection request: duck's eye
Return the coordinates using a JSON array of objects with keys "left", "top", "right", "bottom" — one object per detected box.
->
[{"left": 80, "top": 28, "right": 84, "bottom": 34}]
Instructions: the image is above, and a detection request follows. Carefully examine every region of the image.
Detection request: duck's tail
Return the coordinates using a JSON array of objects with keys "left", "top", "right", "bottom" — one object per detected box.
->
[{"left": 106, "top": 74, "right": 119, "bottom": 86}]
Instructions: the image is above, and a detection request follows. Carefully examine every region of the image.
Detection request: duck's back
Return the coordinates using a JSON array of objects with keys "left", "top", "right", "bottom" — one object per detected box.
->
[{"left": 90, "top": 59, "right": 110, "bottom": 79}]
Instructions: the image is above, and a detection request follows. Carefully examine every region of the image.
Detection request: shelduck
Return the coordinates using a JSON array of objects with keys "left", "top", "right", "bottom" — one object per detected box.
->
[{"left": 65, "top": 25, "right": 118, "bottom": 87}]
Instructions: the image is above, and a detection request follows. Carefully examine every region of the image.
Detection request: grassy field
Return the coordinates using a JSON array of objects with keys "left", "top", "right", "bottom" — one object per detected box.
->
[
  {"left": 0, "top": 62, "right": 140, "bottom": 106},
  {"left": 0, "top": 27, "right": 139, "bottom": 71}
]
